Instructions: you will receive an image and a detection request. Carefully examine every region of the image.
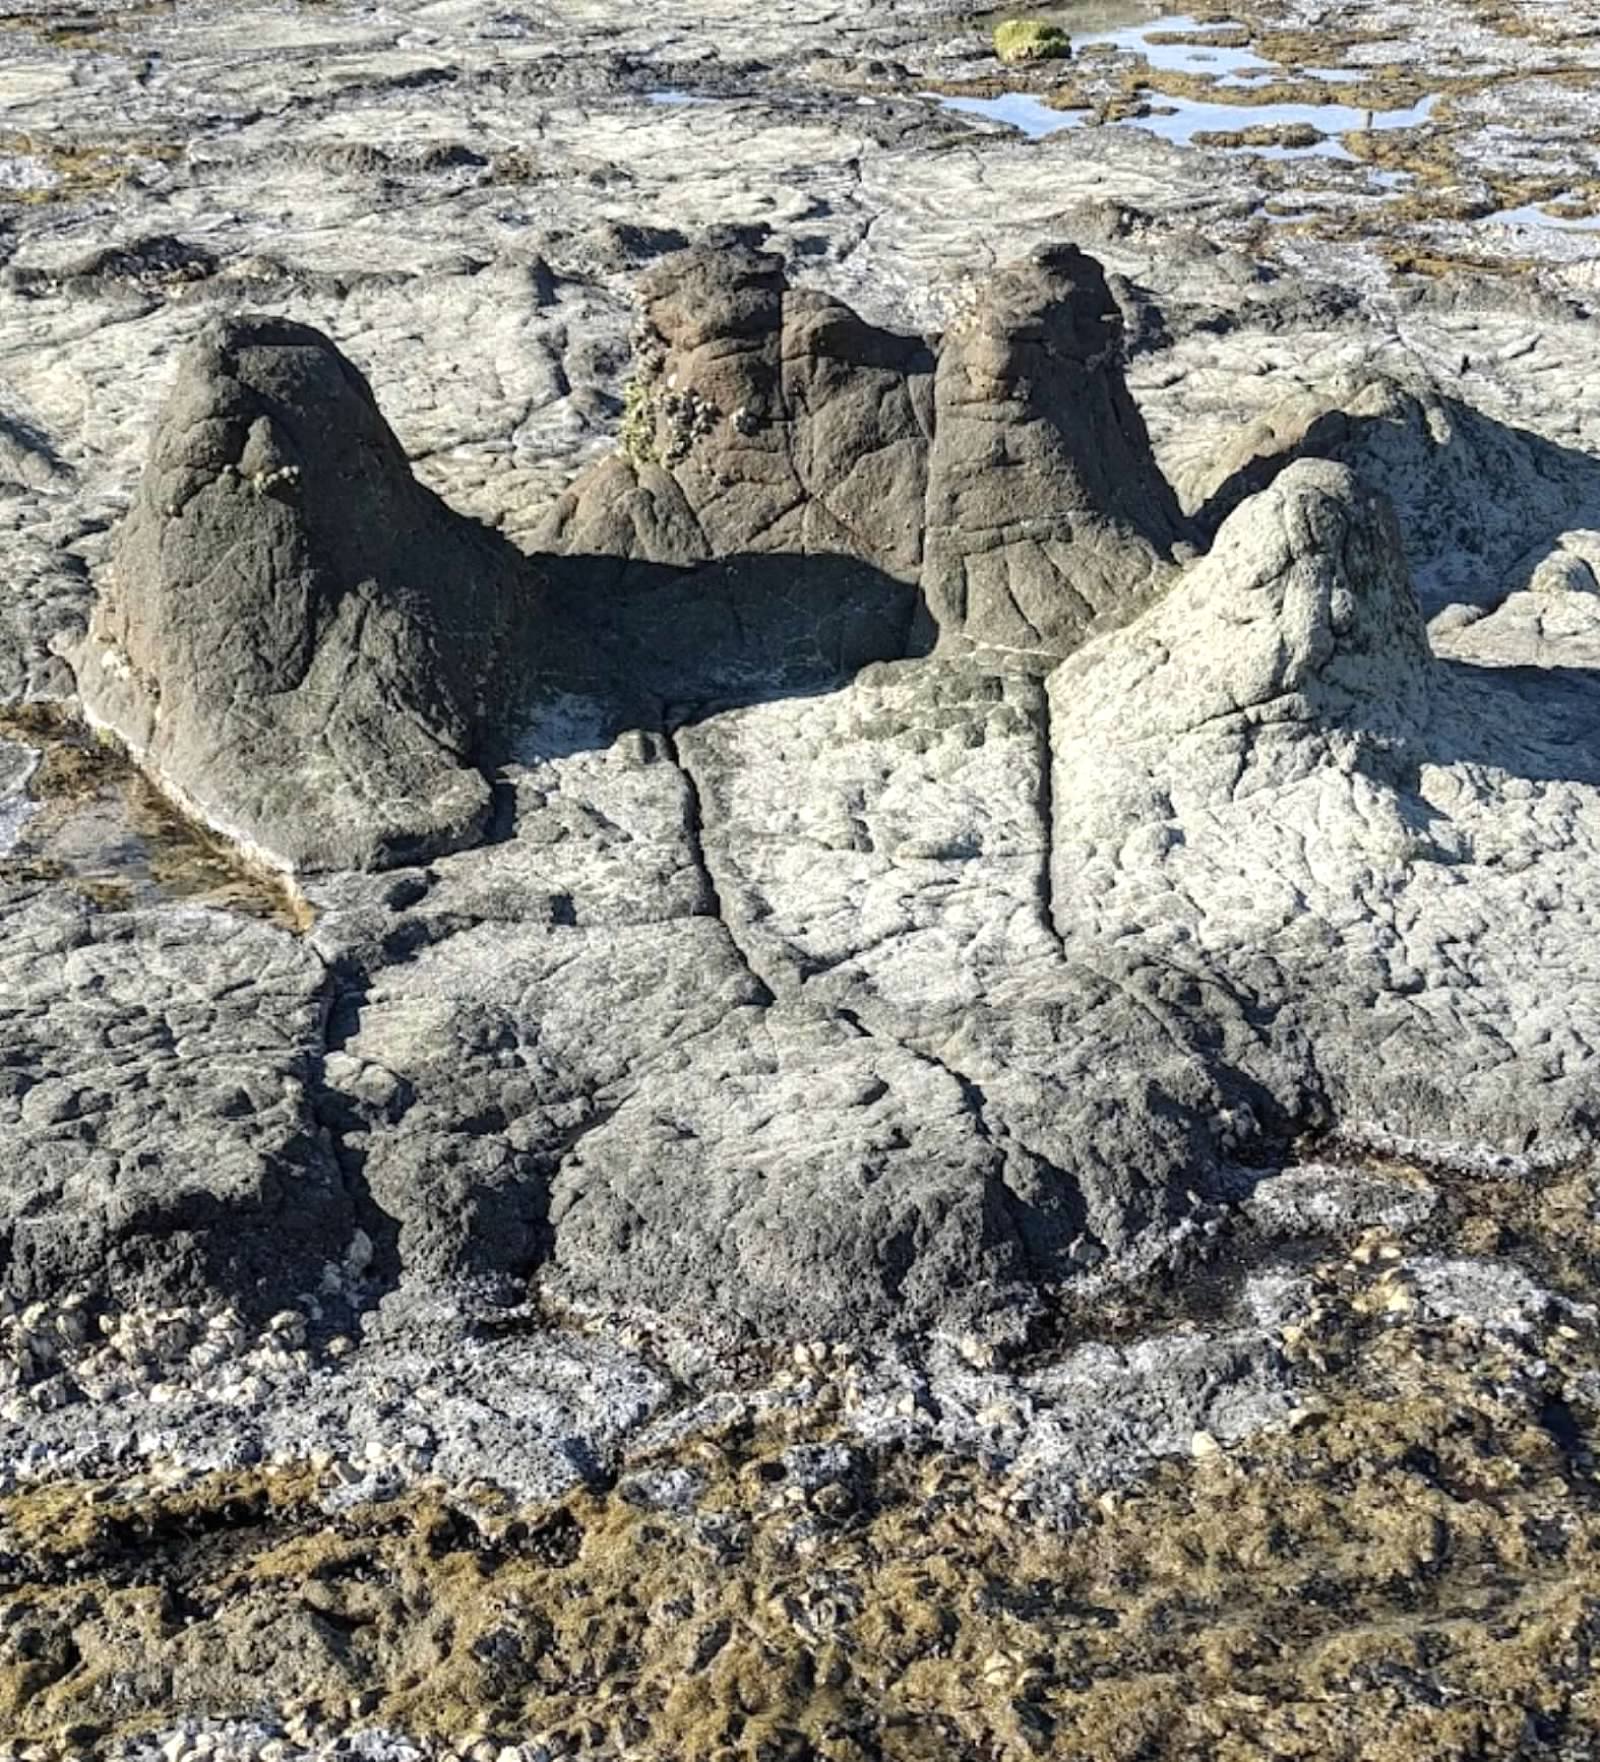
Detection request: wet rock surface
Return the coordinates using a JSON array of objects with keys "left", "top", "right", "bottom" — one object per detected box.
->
[
  {"left": 0, "top": 1136, "right": 1598, "bottom": 1760},
  {"left": 3, "top": 0, "right": 1600, "bottom": 1752}
]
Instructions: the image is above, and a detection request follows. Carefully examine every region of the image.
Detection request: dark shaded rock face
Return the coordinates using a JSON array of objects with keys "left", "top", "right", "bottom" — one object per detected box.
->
[
  {"left": 75, "top": 317, "right": 542, "bottom": 873},
  {"left": 922, "top": 246, "right": 1190, "bottom": 651},
  {"left": 537, "top": 242, "right": 935, "bottom": 581},
  {"left": 538, "top": 239, "right": 1190, "bottom": 659},
  {"left": 533, "top": 241, "right": 937, "bottom": 708}
]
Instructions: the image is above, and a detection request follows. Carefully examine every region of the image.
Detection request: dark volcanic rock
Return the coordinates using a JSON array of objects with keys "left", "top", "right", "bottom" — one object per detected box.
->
[
  {"left": 74, "top": 316, "right": 543, "bottom": 873},
  {"left": 0, "top": 890, "right": 349, "bottom": 1317},
  {"left": 921, "top": 245, "right": 1190, "bottom": 652},
  {"left": 539, "top": 239, "right": 1190, "bottom": 662}
]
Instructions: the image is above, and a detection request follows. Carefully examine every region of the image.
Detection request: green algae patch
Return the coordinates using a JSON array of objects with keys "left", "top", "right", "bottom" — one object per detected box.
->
[
  {"left": 0, "top": 133, "right": 180, "bottom": 206},
  {"left": 993, "top": 19, "right": 1071, "bottom": 65},
  {"left": 4, "top": 1268, "right": 1600, "bottom": 1759},
  {"left": 619, "top": 373, "right": 661, "bottom": 467},
  {"left": 0, "top": 708, "right": 313, "bottom": 930}
]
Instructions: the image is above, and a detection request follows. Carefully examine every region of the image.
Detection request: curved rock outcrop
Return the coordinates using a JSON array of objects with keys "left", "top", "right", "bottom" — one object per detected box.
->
[
  {"left": 74, "top": 317, "right": 542, "bottom": 873},
  {"left": 541, "top": 238, "right": 934, "bottom": 581},
  {"left": 1175, "top": 372, "right": 1600, "bottom": 613},
  {"left": 1051, "top": 456, "right": 1600, "bottom": 1151},
  {"left": 1051, "top": 458, "right": 1431, "bottom": 802}
]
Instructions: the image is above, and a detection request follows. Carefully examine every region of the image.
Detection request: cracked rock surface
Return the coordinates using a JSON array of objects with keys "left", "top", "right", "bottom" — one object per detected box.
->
[
  {"left": 32, "top": 226, "right": 1600, "bottom": 1348},
  {"left": 0, "top": 887, "right": 348, "bottom": 1316},
  {"left": 8, "top": 233, "right": 1600, "bottom": 1345},
  {"left": 3, "top": 0, "right": 1600, "bottom": 1748},
  {"left": 1053, "top": 454, "right": 1600, "bottom": 1148}
]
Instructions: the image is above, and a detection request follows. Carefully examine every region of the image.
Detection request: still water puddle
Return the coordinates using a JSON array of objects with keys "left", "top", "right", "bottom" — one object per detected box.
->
[
  {"left": 932, "top": 86, "right": 1437, "bottom": 159},
  {"left": 1146, "top": 91, "right": 1436, "bottom": 150},
  {"left": 0, "top": 717, "right": 307, "bottom": 929},
  {"left": 946, "top": 9, "right": 1442, "bottom": 160},
  {"left": 936, "top": 89, "right": 1085, "bottom": 136},
  {"left": 1074, "top": 11, "right": 1273, "bottom": 81},
  {"left": 1486, "top": 199, "right": 1600, "bottom": 232}
]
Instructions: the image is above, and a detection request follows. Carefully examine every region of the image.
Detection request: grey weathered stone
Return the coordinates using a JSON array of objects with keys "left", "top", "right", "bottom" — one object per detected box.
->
[
  {"left": 308, "top": 650, "right": 1288, "bottom": 1338},
  {"left": 1051, "top": 456, "right": 1600, "bottom": 1156},
  {"left": 73, "top": 316, "right": 544, "bottom": 873},
  {"left": 538, "top": 239, "right": 933, "bottom": 580},
  {"left": 1, "top": 0, "right": 1598, "bottom": 1352},
  {"left": 27, "top": 264, "right": 1600, "bottom": 1344},
  {"left": 920, "top": 244, "right": 1189, "bottom": 653},
  {"left": 6, "top": 8, "right": 1600, "bottom": 1699},
  {"left": 1174, "top": 373, "right": 1600, "bottom": 611},
  {"left": 0, "top": 888, "right": 348, "bottom": 1315}
]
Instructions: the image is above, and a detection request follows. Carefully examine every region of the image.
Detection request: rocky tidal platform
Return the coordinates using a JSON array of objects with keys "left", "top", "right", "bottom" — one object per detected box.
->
[
  {"left": 4, "top": 0, "right": 1600, "bottom": 1753},
  {"left": 25, "top": 230, "right": 1600, "bottom": 1350}
]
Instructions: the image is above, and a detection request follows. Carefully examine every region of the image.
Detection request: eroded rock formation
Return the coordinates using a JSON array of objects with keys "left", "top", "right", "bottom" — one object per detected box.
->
[
  {"left": 539, "top": 238, "right": 1190, "bottom": 659},
  {"left": 74, "top": 317, "right": 542, "bottom": 872},
  {"left": 19, "top": 240, "right": 1600, "bottom": 1343},
  {"left": 74, "top": 245, "right": 1197, "bottom": 879},
  {"left": 1051, "top": 456, "right": 1600, "bottom": 1150},
  {"left": 921, "top": 245, "right": 1189, "bottom": 651}
]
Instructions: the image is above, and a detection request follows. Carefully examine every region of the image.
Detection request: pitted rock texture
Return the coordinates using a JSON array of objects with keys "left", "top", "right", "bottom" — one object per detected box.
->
[
  {"left": 299, "top": 647, "right": 1278, "bottom": 1337},
  {"left": 1170, "top": 373, "right": 1600, "bottom": 615},
  {"left": 0, "top": 887, "right": 348, "bottom": 1316},
  {"left": 74, "top": 317, "right": 544, "bottom": 873},
  {"left": 10, "top": 236, "right": 1600, "bottom": 1342},
  {"left": 1051, "top": 456, "right": 1600, "bottom": 1151},
  {"left": 920, "top": 245, "right": 1190, "bottom": 653},
  {"left": 539, "top": 240, "right": 1189, "bottom": 662},
  {"left": 7, "top": 0, "right": 1600, "bottom": 1741}
]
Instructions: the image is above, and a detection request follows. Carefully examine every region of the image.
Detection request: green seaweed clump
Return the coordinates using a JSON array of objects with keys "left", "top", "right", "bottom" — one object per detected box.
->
[
  {"left": 993, "top": 18, "right": 1071, "bottom": 64},
  {"left": 619, "top": 373, "right": 659, "bottom": 466}
]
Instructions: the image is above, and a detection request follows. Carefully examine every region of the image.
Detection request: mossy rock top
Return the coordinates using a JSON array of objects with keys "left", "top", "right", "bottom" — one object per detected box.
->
[{"left": 993, "top": 18, "right": 1072, "bottom": 63}]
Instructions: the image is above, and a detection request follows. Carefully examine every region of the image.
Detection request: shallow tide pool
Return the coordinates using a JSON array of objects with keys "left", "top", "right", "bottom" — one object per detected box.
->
[
  {"left": 949, "top": 9, "right": 1443, "bottom": 159},
  {"left": 931, "top": 87, "right": 1439, "bottom": 159},
  {"left": 0, "top": 721, "right": 306, "bottom": 926},
  {"left": 1075, "top": 11, "right": 1275, "bottom": 82},
  {"left": 1486, "top": 199, "right": 1600, "bottom": 232}
]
